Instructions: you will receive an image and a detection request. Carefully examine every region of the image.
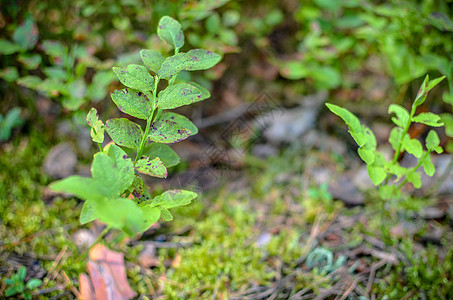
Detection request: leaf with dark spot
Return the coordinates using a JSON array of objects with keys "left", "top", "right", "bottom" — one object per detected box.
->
[
  {"left": 185, "top": 49, "right": 221, "bottom": 70},
  {"left": 13, "top": 16, "right": 38, "bottom": 50},
  {"left": 140, "top": 49, "right": 165, "bottom": 73},
  {"left": 147, "top": 189, "right": 197, "bottom": 209},
  {"left": 159, "top": 112, "right": 198, "bottom": 136},
  {"left": 148, "top": 119, "right": 191, "bottom": 143},
  {"left": 157, "top": 16, "right": 184, "bottom": 49},
  {"left": 111, "top": 88, "right": 151, "bottom": 120},
  {"left": 113, "top": 64, "right": 154, "bottom": 92},
  {"left": 106, "top": 118, "right": 143, "bottom": 149},
  {"left": 157, "top": 83, "right": 202, "bottom": 109},
  {"left": 142, "top": 143, "right": 180, "bottom": 167},
  {"left": 135, "top": 156, "right": 167, "bottom": 178}
]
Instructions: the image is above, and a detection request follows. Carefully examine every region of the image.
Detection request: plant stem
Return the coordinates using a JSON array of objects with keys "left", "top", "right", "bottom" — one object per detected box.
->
[
  {"left": 396, "top": 151, "right": 429, "bottom": 190},
  {"left": 97, "top": 143, "right": 103, "bottom": 152},
  {"left": 385, "top": 104, "right": 417, "bottom": 184},
  {"left": 135, "top": 77, "right": 160, "bottom": 164}
]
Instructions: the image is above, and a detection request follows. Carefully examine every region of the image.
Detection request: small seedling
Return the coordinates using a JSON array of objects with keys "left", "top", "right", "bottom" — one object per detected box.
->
[
  {"left": 3, "top": 266, "right": 42, "bottom": 300},
  {"left": 49, "top": 16, "right": 221, "bottom": 237},
  {"left": 326, "top": 75, "right": 445, "bottom": 200}
]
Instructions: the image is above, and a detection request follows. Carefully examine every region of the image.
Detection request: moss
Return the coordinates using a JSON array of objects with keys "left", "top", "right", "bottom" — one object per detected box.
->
[
  {"left": 0, "top": 130, "right": 85, "bottom": 282},
  {"left": 159, "top": 203, "right": 274, "bottom": 299},
  {"left": 374, "top": 240, "right": 453, "bottom": 298}
]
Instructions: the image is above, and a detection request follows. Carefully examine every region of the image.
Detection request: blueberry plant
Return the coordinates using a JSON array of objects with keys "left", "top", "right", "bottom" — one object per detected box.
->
[
  {"left": 50, "top": 16, "right": 221, "bottom": 237},
  {"left": 326, "top": 75, "right": 445, "bottom": 200}
]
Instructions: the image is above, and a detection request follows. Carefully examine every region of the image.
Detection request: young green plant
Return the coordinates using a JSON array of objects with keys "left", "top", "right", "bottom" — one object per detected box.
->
[
  {"left": 326, "top": 75, "right": 445, "bottom": 200},
  {"left": 3, "top": 266, "right": 42, "bottom": 300},
  {"left": 49, "top": 16, "right": 221, "bottom": 237}
]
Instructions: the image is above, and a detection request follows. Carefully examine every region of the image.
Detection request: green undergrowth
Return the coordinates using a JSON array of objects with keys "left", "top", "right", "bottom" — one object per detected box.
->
[
  {"left": 1, "top": 132, "right": 453, "bottom": 298},
  {"left": 0, "top": 130, "right": 85, "bottom": 281}
]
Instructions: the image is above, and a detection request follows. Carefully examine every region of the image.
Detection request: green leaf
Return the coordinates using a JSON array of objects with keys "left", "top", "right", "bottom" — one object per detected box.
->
[
  {"left": 412, "top": 112, "right": 443, "bottom": 127},
  {"left": 0, "top": 67, "right": 19, "bottom": 82},
  {"left": 40, "top": 40, "right": 67, "bottom": 58},
  {"left": 140, "top": 49, "right": 165, "bottom": 73},
  {"left": 428, "top": 12, "right": 453, "bottom": 31},
  {"left": 50, "top": 176, "right": 108, "bottom": 200},
  {"left": 0, "top": 39, "right": 22, "bottom": 54},
  {"left": 16, "top": 75, "right": 42, "bottom": 90},
  {"left": 159, "top": 112, "right": 198, "bottom": 135},
  {"left": 0, "top": 107, "right": 24, "bottom": 141},
  {"left": 111, "top": 88, "right": 151, "bottom": 120},
  {"left": 80, "top": 201, "right": 98, "bottom": 224},
  {"left": 157, "top": 83, "right": 202, "bottom": 109},
  {"left": 18, "top": 53, "right": 41, "bottom": 69},
  {"left": 158, "top": 53, "right": 193, "bottom": 79},
  {"left": 135, "top": 156, "right": 168, "bottom": 178},
  {"left": 43, "top": 67, "right": 68, "bottom": 81},
  {"left": 185, "top": 49, "right": 221, "bottom": 70},
  {"left": 50, "top": 148, "right": 136, "bottom": 233},
  {"left": 325, "top": 103, "right": 366, "bottom": 146},
  {"left": 425, "top": 130, "right": 443, "bottom": 153},
  {"left": 86, "top": 108, "right": 105, "bottom": 143},
  {"left": 427, "top": 76, "right": 446, "bottom": 91},
  {"left": 160, "top": 208, "right": 173, "bottom": 221},
  {"left": 414, "top": 75, "right": 430, "bottom": 106},
  {"left": 188, "top": 81, "right": 211, "bottom": 101},
  {"left": 18, "top": 266, "right": 26, "bottom": 281},
  {"left": 325, "top": 103, "right": 361, "bottom": 133},
  {"left": 142, "top": 143, "right": 180, "bottom": 167},
  {"left": 94, "top": 197, "right": 147, "bottom": 236},
  {"left": 388, "top": 104, "right": 409, "bottom": 128},
  {"left": 128, "top": 175, "right": 151, "bottom": 202},
  {"left": 92, "top": 149, "right": 135, "bottom": 194},
  {"left": 113, "top": 64, "right": 155, "bottom": 92},
  {"left": 158, "top": 51, "right": 221, "bottom": 79},
  {"left": 25, "top": 279, "right": 42, "bottom": 290},
  {"left": 4, "top": 278, "right": 15, "bottom": 285},
  {"left": 385, "top": 161, "right": 407, "bottom": 182},
  {"left": 148, "top": 119, "right": 191, "bottom": 143},
  {"left": 157, "top": 16, "right": 184, "bottom": 49},
  {"left": 12, "top": 17, "right": 38, "bottom": 50},
  {"left": 367, "top": 164, "right": 387, "bottom": 185},
  {"left": 379, "top": 185, "right": 401, "bottom": 200},
  {"left": 149, "top": 189, "right": 197, "bottom": 209},
  {"left": 5, "top": 286, "right": 20, "bottom": 297},
  {"left": 136, "top": 205, "right": 161, "bottom": 233},
  {"left": 421, "top": 154, "right": 435, "bottom": 176},
  {"left": 407, "top": 171, "right": 422, "bottom": 188},
  {"left": 358, "top": 148, "right": 375, "bottom": 164},
  {"left": 401, "top": 136, "right": 423, "bottom": 158},
  {"left": 105, "top": 118, "right": 143, "bottom": 149},
  {"left": 414, "top": 75, "right": 445, "bottom": 106},
  {"left": 389, "top": 127, "right": 402, "bottom": 151}
]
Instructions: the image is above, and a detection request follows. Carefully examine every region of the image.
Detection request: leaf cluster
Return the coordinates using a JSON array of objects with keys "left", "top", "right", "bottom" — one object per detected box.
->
[
  {"left": 50, "top": 16, "right": 221, "bottom": 237},
  {"left": 3, "top": 266, "right": 42, "bottom": 300},
  {"left": 326, "top": 75, "right": 445, "bottom": 198}
]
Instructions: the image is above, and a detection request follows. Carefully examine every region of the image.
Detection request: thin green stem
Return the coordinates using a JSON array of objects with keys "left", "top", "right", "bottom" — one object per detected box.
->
[
  {"left": 135, "top": 117, "right": 152, "bottom": 164},
  {"left": 135, "top": 77, "right": 160, "bottom": 164},
  {"left": 396, "top": 151, "right": 429, "bottom": 190},
  {"left": 384, "top": 104, "right": 417, "bottom": 185},
  {"left": 97, "top": 143, "right": 103, "bottom": 152}
]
